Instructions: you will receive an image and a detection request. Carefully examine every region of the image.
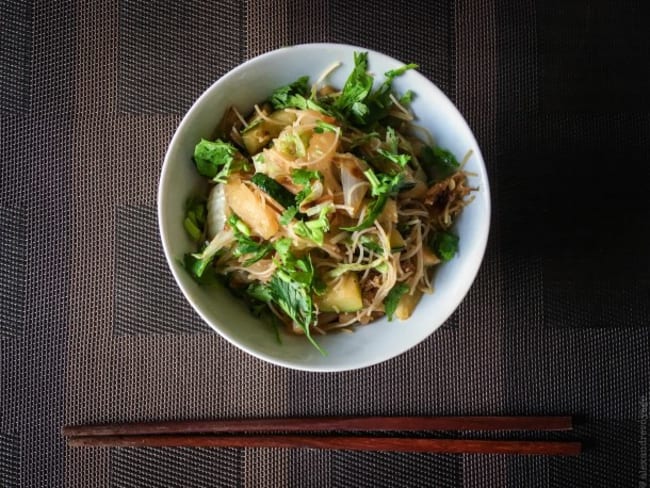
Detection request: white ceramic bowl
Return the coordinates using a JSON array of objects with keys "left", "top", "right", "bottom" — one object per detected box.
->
[{"left": 158, "top": 43, "right": 490, "bottom": 372}]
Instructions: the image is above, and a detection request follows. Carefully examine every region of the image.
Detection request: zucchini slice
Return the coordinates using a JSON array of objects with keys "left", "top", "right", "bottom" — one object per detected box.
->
[{"left": 250, "top": 173, "right": 296, "bottom": 209}]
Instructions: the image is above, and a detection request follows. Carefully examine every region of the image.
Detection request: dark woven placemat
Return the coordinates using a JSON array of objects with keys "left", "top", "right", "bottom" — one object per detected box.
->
[{"left": 1, "top": 0, "right": 648, "bottom": 486}]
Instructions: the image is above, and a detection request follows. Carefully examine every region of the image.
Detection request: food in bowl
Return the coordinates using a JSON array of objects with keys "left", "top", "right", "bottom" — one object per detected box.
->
[{"left": 180, "top": 52, "right": 476, "bottom": 354}]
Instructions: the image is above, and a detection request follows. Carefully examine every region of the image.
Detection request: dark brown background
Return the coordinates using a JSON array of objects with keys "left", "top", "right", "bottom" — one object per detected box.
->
[{"left": 1, "top": 0, "right": 648, "bottom": 486}]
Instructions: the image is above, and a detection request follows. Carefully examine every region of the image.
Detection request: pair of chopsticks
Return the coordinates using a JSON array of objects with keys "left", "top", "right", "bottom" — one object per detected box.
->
[{"left": 62, "top": 416, "right": 581, "bottom": 456}]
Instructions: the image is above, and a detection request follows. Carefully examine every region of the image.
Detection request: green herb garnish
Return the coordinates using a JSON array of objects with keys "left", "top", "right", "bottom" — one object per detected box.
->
[
  {"left": 430, "top": 231, "right": 459, "bottom": 261},
  {"left": 384, "top": 283, "right": 409, "bottom": 320},
  {"left": 228, "top": 214, "right": 273, "bottom": 266},
  {"left": 193, "top": 139, "right": 242, "bottom": 183},
  {"left": 269, "top": 76, "right": 311, "bottom": 109},
  {"left": 421, "top": 146, "right": 460, "bottom": 183},
  {"left": 293, "top": 205, "right": 332, "bottom": 245},
  {"left": 183, "top": 197, "right": 207, "bottom": 242}
]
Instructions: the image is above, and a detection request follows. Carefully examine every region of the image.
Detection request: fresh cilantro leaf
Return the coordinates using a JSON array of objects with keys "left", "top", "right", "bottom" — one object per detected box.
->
[
  {"left": 341, "top": 169, "right": 403, "bottom": 232},
  {"left": 384, "top": 63, "right": 418, "bottom": 80},
  {"left": 350, "top": 101, "right": 370, "bottom": 121},
  {"left": 228, "top": 213, "right": 273, "bottom": 266},
  {"left": 384, "top": 283, "right": 409, "bottom": 320},
  {"left": 399, "top": 89, "right": 414, "bottom": 105},
  {"left": 421, "top": 146, "right": 460, "bottom": 182},
  {"left": 377, "top": 148, "right": 411, "bottom": 167},
  {"left": 266, "top": 254, "right": 326, "bottom": 355},
  {"left": 247, "top": 282, "right": 272, "bottom": 303},
  {"left": 269, "top": 76, "right": 310, "bottom": 109},
  {"left": 376, "top": 127, "right": 410, "bottom": 167},
  {"left": 386, "top": 126, "right": 399, "bottom": 153},
  {"left": 268, "top": 272, "right": 325, "bottom": 354},
  {"left": 273, "top": 237, "right": 292, "bottom": 263},
  {"left": 364, "top": 168, "right": 403, "bottom": 197},
  {"left": 341, "top": 194, "right": 389, "bottom": 232},
  {"left": 292, "top": 169, "right": 323, "bottom": 205},
  {"left": 430, "top": 231, "right": 459, "bottom": 262},
  {"left": 363, "top": 63, "right": 417, "bottom": 125},
  {"left": 228, "top": 214, "right": 251, "bottom": 236},
  {"left": 183, "top": 197, "right": 206, "bottom": 242},
  {"left": 359, "top": 235, "right": 384, "bottom": 254},
  {"left": 313, "top": 119, "right": 339, "bottom": 134},
  {"left": 291, "top": 169, "right": 323, "bottom": 185},
  {"left": 327, "top": 257, "right": 386, "bottom": 279},
  {"left": 285, "top": 94, "right": 329, "bottom": 113},
  {"left": 293, "top": 205, "right": 332, "bottom": 245},
  {"left": 334, "top": 52, "right": 373, "bottom": 124},
  {"left": 193, "top": 139, "right": 240, "bottom": 183},
  {"left": 185, "top": 228, "right": 236, "bottom": 279},
  {"left": 280, "top": 206, "right": 298, "bottom": 226}
]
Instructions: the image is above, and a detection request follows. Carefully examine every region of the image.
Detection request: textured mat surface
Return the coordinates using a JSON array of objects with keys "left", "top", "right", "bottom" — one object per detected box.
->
[{"left": 1, "top": 0, "right": 649, "bottom": 486}]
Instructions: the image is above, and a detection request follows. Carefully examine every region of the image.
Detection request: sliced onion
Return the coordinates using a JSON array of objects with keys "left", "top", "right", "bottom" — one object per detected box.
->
[
  {"left": 206, "top": 183, "right": 227, "bottom": 239},
  {"left": 338, "top": 156, "right": 369, "bottom": 217}
]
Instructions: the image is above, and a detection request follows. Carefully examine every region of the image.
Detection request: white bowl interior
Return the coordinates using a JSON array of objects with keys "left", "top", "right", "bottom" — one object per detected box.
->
[{"left": 158, "top": 43, "right": 490, "bottom": 371}]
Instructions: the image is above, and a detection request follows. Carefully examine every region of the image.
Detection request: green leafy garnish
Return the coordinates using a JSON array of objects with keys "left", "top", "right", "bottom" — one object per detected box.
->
[
  {"left": 247, "top": 282, "right": 272, "bottom": 303},
  {"left": 183, "top": 197, "right": 207, "bottom": 242},
  {"left": 291, "top": 169, "right": 323, "bottom": 185},
  {"left": 399, "top": 89, "right": 414, "bottom": 105},
  {"left": 363, "top": 63, "right": 418, "bottom": 125},
  {"left": 193, "top": 139, "right": 241, "bottom": 183},
  {"left": 342, "top": 169, "right": 403, "bottom": 232},
  {"left": 359, "top": 234, "right": 384, "bottom": 254},
  {"left": 273, "top": 237, "right": 292, "bottom": 262},
  {"left": 327, "top": 257, "right": 386, "bottom": 279},
  {"left": 184, "top": 228, "right": 235, "bottom": 279},
  {"left": 430, "top": 231, "right": 459, "bottom": 261},
  {"left": 228, "top": 214, "right": 273, "bottom": 266},
  {"left": 386, "top": 126, "right": 399, "bottom": 153},
  {"left": 268, "top": 75, "right": 330, "bottom": 113},
  {"left": 252, "top": 252, "right": 325, "bottom": 354},
  {"left": 376, "top": 127, "right": 410, "bottom": 167},
  {"left": 377, "top": 148, "right": 410, "bottom": 167},
  {"left": 269, "top": 76, "right": 311, "bottom": 109},
  {"left": 284, "top": 95, "right": 329, "bottom": 113},
  {"left": 293, "top": 205, "right": 332, "bottom": 245},
  {"left": 291, "top": 168, "right": 323, "bottom": 205},
  {"left": 384, "top": 283, "right": 409, "bottom": 320},
  {"left": 365, "top": 168, "right": 403, "bottom": 197},
  {"left": 421, "top": 146, "right": 460, "bottom": 183},
  {"left": 334, "top": 52, "right": 374, "bottom": 124},
  {"left": 279, "top": 206, "right": 298, "bottom": 226},
  {"left": 313, "top": 119, "right": 339, "bottom": 134}
]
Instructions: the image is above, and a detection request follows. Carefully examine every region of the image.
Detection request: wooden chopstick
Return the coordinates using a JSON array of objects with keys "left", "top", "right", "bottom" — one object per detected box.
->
[
  {"left": 62, "top": 416, "right": 573, "bottom": 437},
  {"left": 66, "top": 434, "right": 581, "bottom": 456}
]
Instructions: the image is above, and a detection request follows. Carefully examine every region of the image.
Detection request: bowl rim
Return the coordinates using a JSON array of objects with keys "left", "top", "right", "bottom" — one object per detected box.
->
[{"left": 158, "top": 42, "right": 491, "bottom": 372}]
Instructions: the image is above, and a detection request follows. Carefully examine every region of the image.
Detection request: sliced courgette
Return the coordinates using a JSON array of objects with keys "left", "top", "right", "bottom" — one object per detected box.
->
[
  {"left": 394, "top": 289, "right": 423, "bottom": 320},
  {"left": 389, "top": 228, "right": 406, "bottom": 251},
  {"left": 250, "top": 173, "right": 296, "bottom": 209},
  {"left": 316, "top": 273, "right": 363, "bottom": 313}
]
